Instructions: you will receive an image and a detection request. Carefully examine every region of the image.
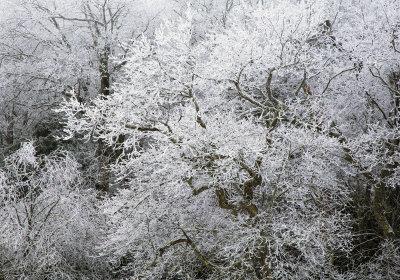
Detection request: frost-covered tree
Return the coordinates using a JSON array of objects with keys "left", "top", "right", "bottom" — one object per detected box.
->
[
  {"left": 58, "top": 2, "right": 366, "bottom": 278},
  {"left": 0, "top": 0, "right": 176, "bottom": 192},
  {"left": 312, "top": 1, "right": 400, "bottom": 278},
  {"left": 0, "top": 142, "right": 109, "bottom": 279}
]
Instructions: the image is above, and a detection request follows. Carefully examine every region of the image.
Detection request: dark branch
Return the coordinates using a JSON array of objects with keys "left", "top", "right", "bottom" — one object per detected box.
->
[
  {"left": 365, "top": 91, "right": 393, "bottom": 128},
  {"left": 322, "top": 67, "right": 356, "bottom": 94}
]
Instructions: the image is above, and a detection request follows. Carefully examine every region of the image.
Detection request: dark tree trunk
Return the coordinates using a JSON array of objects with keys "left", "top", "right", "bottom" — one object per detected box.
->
[
  {"left": 5, "top": 115, "right": 14, "bottom": 146},
  {"left": 95, "top": 45, "right": 112, "bottom": 193},
  {"left": 95, "top": 138, "right": 111, "bottom": 193}
]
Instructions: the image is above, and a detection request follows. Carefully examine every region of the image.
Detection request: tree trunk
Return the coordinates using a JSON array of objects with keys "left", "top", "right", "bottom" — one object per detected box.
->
[
  {"left": 5, "top": 115, "right": 14, "bottom": 146},
  {"left": 373, "top": 165, "right": 396, "bottom": 240},
  {"left": 95, "top": 45, "right": 112, "bottom": 193},
  {"left": 95, "top": 138, "right": 111, "bottom": 193}
]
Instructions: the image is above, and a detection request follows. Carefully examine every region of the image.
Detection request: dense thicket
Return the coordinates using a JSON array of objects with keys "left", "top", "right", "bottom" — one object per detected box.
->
[{"left": 1, "top": 0, "right": 400, "bottom": 279}]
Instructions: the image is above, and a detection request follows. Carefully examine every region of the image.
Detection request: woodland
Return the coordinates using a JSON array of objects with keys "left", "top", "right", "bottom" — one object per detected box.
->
[{"left": 0, "top": 0, "right": 400, "bottom": 279}]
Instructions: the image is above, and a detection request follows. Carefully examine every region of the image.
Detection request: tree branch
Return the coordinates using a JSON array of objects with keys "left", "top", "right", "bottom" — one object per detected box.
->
[
  {"left": 365, "top": 91, "right": 393, "bottom": 128},
  {"left": 158, "top": 238, "right": 188, "bottom": 256},
  {"left": 184, "top": 177, "right": 212, "bottom": 196},
  {"left": 53, "top": 15, "right": 105, "bottom": 26},
  {"left": 125, "top": 124, "right": 160, "bottom": 132},
  {"left": 179, "top": 227, "right": 220, "bottom": 271},
  {"left": 232, "top": 81, "right": 269, "bottom": 111},
  {"left": 322, "top": 67, "right": 356, "bottom": 94},
  {"left": 369, "top": 67, "right": 400, "bottom": 95},
  {"left": 265, "top": 68, "right": 279, "bottom": 106}
]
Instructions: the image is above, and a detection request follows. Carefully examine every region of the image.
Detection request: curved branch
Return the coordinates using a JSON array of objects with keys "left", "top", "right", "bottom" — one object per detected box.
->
[
  {"left": 365, "top": 91, "right": 393, "bottom": 128},
  {"left": 265, "top": 68, "right": 279, "bottom": 106},
  {"left": 322, "top": 67, "right": 355, "bottom": 94},
  {"left": 158, "top": 238, "right": 188, "bottom": 257},
  {"left": 369, "top": 67, "right": 400, "bottom": 95},
  {"left": 232, "top": 81, "right": 269, "bottom": 111},
  {"left": 179, "top": 227, "right": 220, "bottom": 272}
]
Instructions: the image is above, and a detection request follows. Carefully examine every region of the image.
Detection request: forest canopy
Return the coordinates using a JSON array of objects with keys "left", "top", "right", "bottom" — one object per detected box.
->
[{"left": 1, "top": 0, "right": 400, "bottom": 279}]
